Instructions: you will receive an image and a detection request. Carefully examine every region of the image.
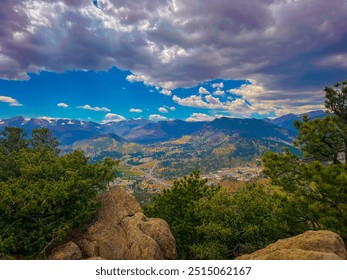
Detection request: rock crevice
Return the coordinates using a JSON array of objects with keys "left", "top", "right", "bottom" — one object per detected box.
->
[{"left": 49, "top": 188, "right": 176, "bottom": 260}]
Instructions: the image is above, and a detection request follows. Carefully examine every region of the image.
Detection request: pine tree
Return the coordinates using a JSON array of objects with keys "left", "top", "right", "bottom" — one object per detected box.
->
[
  {"left": 0, "top": 126, "right": 28, "bottom": 154},
  {"left": 262, "top": 80, "right": 347, "bottom": 242},
  {"left": 324, "top": 80, "right": 347, "bottom": 161},
  {"left": 144, "top": 171, "right": 220, "bottom": 259},
  {"left": 0, "top": 127, "right": 118, "bottom": 259},
  {"left": 30, "top": 128, "right": 60, "bottom": 156}
]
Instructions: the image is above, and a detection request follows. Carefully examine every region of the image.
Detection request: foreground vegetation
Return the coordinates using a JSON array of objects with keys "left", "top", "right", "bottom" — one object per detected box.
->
[
  {"left": 0, "top": 128, "right": 118, "bottom": 259},
  {"left": 144, "top": 172, "right": 290, "bottom": 259}
]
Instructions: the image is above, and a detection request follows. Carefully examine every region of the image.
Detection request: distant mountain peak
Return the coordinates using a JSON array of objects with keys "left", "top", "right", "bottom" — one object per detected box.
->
[{"left": 267, "top": 110, "right": 326, "bottom": 132}]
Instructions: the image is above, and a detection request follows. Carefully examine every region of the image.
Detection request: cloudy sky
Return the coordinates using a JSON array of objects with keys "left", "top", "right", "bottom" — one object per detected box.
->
[{"left": 0, "top": 0, "right": 346, "bottom": 122}]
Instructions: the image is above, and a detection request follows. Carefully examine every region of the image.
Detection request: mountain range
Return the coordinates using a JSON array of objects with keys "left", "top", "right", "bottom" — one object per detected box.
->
[
  {"left": 0, "top": 116, "right": 102, "bottom": 145},
  {"left": 0, "top": 110, "right": 325, "bottom": 145},
  {"left": 0, "top": 111, "right": 326, "bottom": 178}
]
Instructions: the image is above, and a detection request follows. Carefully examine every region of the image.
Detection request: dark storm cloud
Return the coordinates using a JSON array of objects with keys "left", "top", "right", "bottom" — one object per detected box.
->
[{"left": 1, "top": 0, "right": 346, "bottom": 101}]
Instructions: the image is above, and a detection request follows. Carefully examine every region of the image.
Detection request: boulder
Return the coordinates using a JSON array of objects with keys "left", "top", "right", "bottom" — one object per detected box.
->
[
  {"left": 49, "top": 241, "right": 82, "bottom": 260},
  {"left": 236, "top": 230, "right": 347, "bottom": 260},
  {"left": 50, "top": 187, "right": 176, "bottom": 260}
]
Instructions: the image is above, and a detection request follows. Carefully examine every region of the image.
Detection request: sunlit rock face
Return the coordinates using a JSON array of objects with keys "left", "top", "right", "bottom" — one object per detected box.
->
[
  {"left": 236, "top": 230, "right": 347, "bottom": 260},
  {"left": 49, "top": 187, "right": 177, "bottom": 260}
]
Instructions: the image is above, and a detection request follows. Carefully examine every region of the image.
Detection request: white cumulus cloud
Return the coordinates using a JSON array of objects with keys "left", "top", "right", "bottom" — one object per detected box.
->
[
  {"left": 199, "top": 87, "right": 210, "bottom": 94},
  {"left": 212, "top": 82, "right": 224, "bottom": 89},
  {"left": 158, "top": 107, "right": 169, "bottom": 113},
  {"left": 149, "top": 114, "right": 167, "bottom": 121},
  {"left": 0, "top": 96, "right": 23, "bottom": 106},
  {"left": 186, "top": 113, "right": 215, "bottom": 122},
  {"left": 160, "top": 89, "right": 172, "bottom": 96},
  {"left": 173, "top": 93, "right": 254, "bottom": 116},
  {"left": 126, "top": 74, "right": 146, "bottom": 83},
  {"left": 129, "top": 108, "right": 142, "bottom": 113},
  {"left": 104, "top": 113, "right": 126, "bottom": 122},
  {"left": 77, "top": 104, "right": 110, "bottom": 112},
  {"left": 173, "top": 95, "right": 211, "bottom": 108},
  {"left": 213, "top": 89, "right": 225, "bottom": 96},
  {"left": 57, "top": 102, "right": 69, "bottom": 108}
]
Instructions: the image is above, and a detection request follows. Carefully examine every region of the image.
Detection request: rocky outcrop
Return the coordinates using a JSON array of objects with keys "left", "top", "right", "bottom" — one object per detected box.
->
[
  {"left": 236, "top": 230, "right": 347, "bottom": 260},
  {"left": 49, "top": 241, "right": 82, "bottom": 260},
  {"left": 49, "top": 188, "right": 176, "bottom": 260}
]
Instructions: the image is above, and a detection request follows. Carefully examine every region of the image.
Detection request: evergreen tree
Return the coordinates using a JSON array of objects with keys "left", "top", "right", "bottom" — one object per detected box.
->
[
  {"left": 324, "top": 80, "right": 347, "bottom": 123},
  {"left": 30, "top": 128, "right": 60, "bottom": 156},
  {"left": 0, "top": 127, "right": 118, "bottom": 259},
  {"left": 293, "top": 115, "right": 345, "bottom": 164},
  {"left": 144, "top": 171, "right": 220, "bottom": 259},
  {"left": 0, "top": 127, "right": 28, "bottom": 181},
  {"left": 262, "top": 80, "right": 347, "bottom": 242},
  {"left": 324, "top": 80, "right": 347, "bottom": 161},
  {"left": 192, "top": 184, "right": 290, "bottom": 259},
  {"left": 0, "top": 126, "right": 28, "bottom": 154},
  {"left": 263, "top": 151, "right": 347, "bottom": 239}
]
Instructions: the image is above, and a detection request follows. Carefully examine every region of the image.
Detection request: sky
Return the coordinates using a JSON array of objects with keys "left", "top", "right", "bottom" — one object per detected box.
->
[{"left": 0, "top": 0, "right": 347, "bottom": 123}]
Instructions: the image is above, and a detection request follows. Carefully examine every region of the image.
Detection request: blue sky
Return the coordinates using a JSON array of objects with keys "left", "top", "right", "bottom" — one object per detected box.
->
[
  {"left": 0, "top": 68, "right": 251, "bottom": 122},
  {"left": 1, "top": 0, "right": 347, "bottom": 122}
]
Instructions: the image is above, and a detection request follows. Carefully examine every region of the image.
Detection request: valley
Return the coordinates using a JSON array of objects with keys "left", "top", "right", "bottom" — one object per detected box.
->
[
  {"left": 107, "top": 159, "right": 263, "bottom": 204},
  {"left": 0, "top": 112, "right": 324, "bottom": 203}
]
